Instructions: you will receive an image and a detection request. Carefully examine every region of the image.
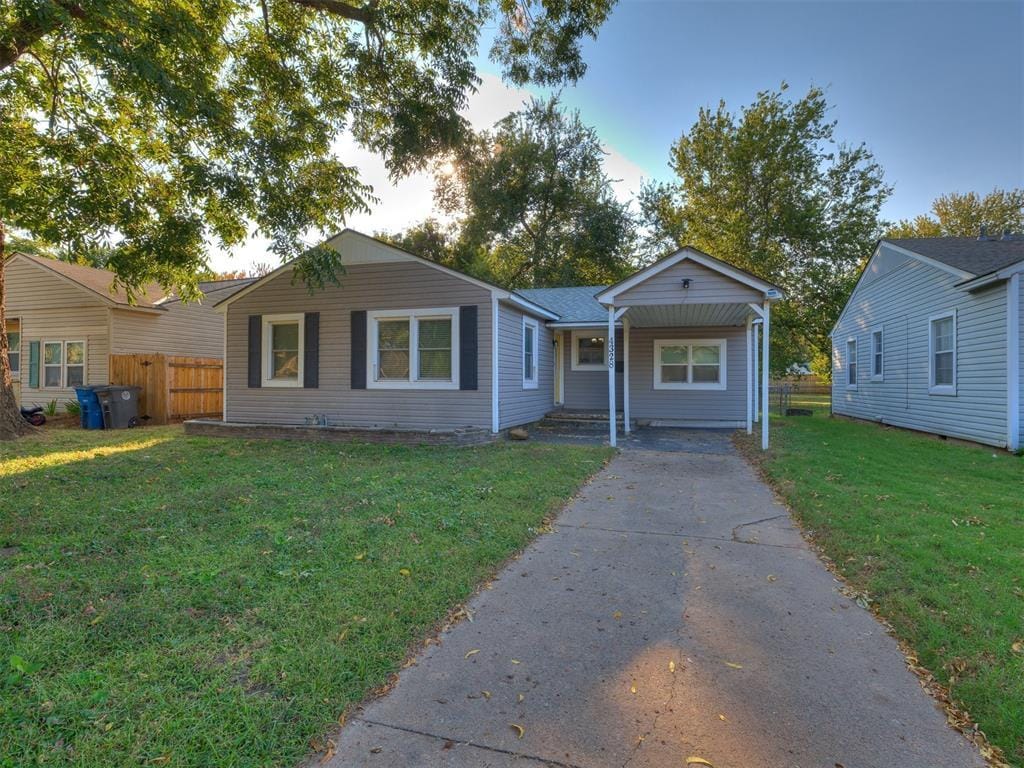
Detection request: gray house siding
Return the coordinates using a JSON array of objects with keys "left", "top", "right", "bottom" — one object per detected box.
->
[
  {"left": 628, "top": 326, "right": 747, "bottom": 425},
  {"left": 224, "top": 261, "right": 493, "bottom": 430},
  {"left": 110, "top": 300, "right": 224, "bottom": 359},
  {"left": 832, "top": 246, "right": 1009, "bottom": 447},
  {"left": 615, "top": 260, "right": 762, "bottom": 306},
  {"left": 497, "top": 304, "right": 554, "bottom": 429},
  {"left": 1019, "top": 276, "right": 1024, "bottom": 448},
  {"left": 559, "top": 328, "right": 623, "bottom": 411}
]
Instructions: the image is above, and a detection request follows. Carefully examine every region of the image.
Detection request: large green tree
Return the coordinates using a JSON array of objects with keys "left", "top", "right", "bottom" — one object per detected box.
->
[
  {"left": 0, "top": 0, "right": 615, "bottom": 438},
  {"left": 429, "top": 96, "right": 637, "bottom": 288},
  {"left": 886, "top": 188, "right": 1024, "bottom": 238},
  {"left": 640, "top": 84, "right": 891, "bottom": 376}
]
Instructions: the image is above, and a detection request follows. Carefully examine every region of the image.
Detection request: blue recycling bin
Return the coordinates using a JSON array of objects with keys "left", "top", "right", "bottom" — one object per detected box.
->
[{"left": 75, "top": 386, "right": 105, "bottom": 430}]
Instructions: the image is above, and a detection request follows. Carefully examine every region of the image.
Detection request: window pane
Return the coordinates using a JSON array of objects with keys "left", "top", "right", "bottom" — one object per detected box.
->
[
  {"left": 379, "top": 350, "right": 410, "bottom": 379},
  {"left": 660, "top": 345, "right": 688, "bottom": 365},
  {"left": 419, "top": 350, "right": 451, "bottom": 380},
  {"left": 524, "top": 325, "right": 534, "bottom": 355},
  {"left": 578, "top": 337, "right": 604, "bottom": 365},
  {"left": 378, "top": 320, "right": 410, "bottom": 350},
  {"left": 44, "top": 366, "right": 61, "bottom": 387},
  {"left": 692, "top": 364, "right": 719, "bottom": 383},
  {"left": 933, "top": 317, "right": 954, "bottom": 353},
  {"left": 66, "top": 366, "right": 84, "bottom": 387},
  {"left": 661, "top": 364, "right": 688, "bottom": 384},
  {"left": 272, "top": 351, "right": 299, "bottom": 379},
  {"left": 7, "top": 353, "right": 18, "bottom": 373},
  {"left": 418, "top": 318, "right": 451, "bottom": 350},
  {"left": 272, "top": 322, "right": 299, "bottom": 352},
  {"left": 66, "top": 342, "right": 85, "bottom": 365},
  {"left": 934, "top": 351, "right": 954, "bottom": 386},
  {"left": 44, "top": 342, "right": 62, "bottom": 365},
  {"left": 691, "top": 345, "right": 720, "bottom": 365}
]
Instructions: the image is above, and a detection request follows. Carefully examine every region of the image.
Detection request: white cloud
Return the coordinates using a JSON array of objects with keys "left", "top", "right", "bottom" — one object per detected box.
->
[{"left": 207, "top": 73, "right": 650, "bottom": 273}]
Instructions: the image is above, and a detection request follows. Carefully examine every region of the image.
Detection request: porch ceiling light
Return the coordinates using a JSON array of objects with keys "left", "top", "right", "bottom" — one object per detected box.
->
[{"left": 681, "top": 278, "right": 691, "bottom": 289}]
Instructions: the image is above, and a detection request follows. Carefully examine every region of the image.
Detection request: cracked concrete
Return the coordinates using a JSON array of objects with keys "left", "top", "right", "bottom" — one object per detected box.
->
[{"left": 319, "top": 435, "right": 984, "bottom": 768}]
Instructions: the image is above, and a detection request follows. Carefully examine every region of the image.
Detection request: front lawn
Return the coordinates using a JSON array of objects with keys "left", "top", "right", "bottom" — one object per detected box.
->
[
  {"left": 0, "top": 427, "right": 609, "bottom": 767},
  {"left": 743, "top": 407, "right": 1024, "bottom": 765}
]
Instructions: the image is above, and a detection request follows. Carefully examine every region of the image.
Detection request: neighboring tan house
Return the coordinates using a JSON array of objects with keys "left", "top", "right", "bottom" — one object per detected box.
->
[
  {"left": 3, "top": 252, "right": 252, "bottom": 409},
  {"left": 831, "top": 234, "right": 1024, "bottom": 450},
  {"left": 212, "top": 229, "right": 784, "bottom": 448}
]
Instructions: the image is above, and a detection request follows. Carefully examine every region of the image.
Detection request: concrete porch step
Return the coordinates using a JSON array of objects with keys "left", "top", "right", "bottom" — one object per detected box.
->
[{"left": 539, "top": 411, "right": 636, "bottom": 432}]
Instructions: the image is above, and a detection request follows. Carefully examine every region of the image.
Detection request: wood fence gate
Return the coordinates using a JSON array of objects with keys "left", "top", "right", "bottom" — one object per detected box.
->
[{"left": 109, "top": 354, "right": 223, "bottom": 424}]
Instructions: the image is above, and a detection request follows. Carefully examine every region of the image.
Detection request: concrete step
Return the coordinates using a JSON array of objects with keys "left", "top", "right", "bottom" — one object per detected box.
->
[{"left": 538, "top": 412, "right": 635, "bottom": 432}]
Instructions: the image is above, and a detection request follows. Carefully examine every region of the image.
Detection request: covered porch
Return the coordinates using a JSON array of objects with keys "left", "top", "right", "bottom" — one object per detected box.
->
[{"left": 592, "top": 247, "right": 783, "bottom": 450}]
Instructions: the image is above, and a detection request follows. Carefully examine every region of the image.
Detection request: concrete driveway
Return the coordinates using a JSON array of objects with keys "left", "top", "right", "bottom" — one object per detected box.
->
[{"left": 322, "top": 437, "right": 984, "bottom": 768}]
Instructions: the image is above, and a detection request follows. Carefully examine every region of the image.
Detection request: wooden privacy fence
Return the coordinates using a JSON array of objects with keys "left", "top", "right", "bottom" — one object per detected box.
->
[{"left": 109, "top": 354, "right": 223, "bottom": 424}]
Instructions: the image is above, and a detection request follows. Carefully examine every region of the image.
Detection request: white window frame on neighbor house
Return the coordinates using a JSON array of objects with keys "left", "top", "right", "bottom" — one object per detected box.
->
[
  {"left": 367, "top": 307, "right": 460, "bottom": 390},
  {"left": 929, "top": 309, "right": 957, "bottom": 396},
  {"left": 4, "top": 318, "right": 20, "bottom": 379},
  {"left": 571, "top": 329, "right": 607, "bottom": 371},
  {"left": 846, "top": 338, "right": 858, "bottom": 390},
  {"left": 870, "top": 326, "right": 884, "bottom": 382},
  {"left": 522, "top": 316, "right": 539, "bottom": 389},
  {"left": 41, "top": 339, "right": 86, "bottom": 389},
  {"left": 652, "top": 339, "right": 727, "bottom": 391},
  {"left": 261, "top": 313, "right": 304, "bottom": 388}
]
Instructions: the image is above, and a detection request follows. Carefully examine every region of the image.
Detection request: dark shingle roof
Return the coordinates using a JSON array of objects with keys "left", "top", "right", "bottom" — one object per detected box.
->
[
  {"left": 517, "top": 286, "right": 607, "bottom": 323},
  {"left": 885, "top": 237, "right": 1024, "bottom": 278}
]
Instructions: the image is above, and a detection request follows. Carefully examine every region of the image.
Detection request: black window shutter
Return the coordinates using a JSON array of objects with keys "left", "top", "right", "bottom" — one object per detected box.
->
[
  {"left": 459, "top": 305, "right": 478, "bottom": 391},
  {"left": 247, "top": 315, "right": 262, "bottom": 388},
  {"left": 350, "top": 310, "right": 367, "bottom": 389},
  {"left": 304, "top": 312, "right": 320, "bottom": 388}
]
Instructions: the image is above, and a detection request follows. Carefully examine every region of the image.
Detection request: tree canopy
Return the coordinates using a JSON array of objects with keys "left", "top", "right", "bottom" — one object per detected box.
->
[
  {"left": 640, "top": 84, "right": 891, "bottom": 376},
  {"left": 393, "top": 96, "right": 637, "bottom": 288},
  {"left": 886, "top": 188, "right": 1024, "bottom": 239},
  {"left": 0, "top": 0, "right": 615, "bottom": 437}
]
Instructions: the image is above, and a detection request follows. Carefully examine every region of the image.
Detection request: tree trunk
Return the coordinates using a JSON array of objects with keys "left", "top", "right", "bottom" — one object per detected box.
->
[{"left": 0, "top": 218, "right": 33, "bottom": 439}]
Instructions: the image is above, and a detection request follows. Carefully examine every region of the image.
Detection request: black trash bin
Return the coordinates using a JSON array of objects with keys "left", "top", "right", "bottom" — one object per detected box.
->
[{"left": 95, "top": 386, "right": 142, "bottom": 429}]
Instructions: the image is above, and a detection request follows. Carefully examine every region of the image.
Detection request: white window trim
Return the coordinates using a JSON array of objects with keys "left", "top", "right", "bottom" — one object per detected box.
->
[
  {"left": 846, "top": 337, "right": 858, "bottom": 390},
  {"left": 261, "top": 313, "right": 305, "bottom": 388},
  {"left": 40, "top": 339, "right": 86, "bottom": 389},
  {"left": 870, "top": 326, "right": 884, "bottom": 382},
  {"left": 522, "top": 316, "right": 539, "bottom": 389},
  {"left": 571, "top": 329, "right": 607, "bottom": 371},
  {"left": 5, "top": 317, "right": 20, "bottom": 380},
  {"left": 652, "top": 338, "right": 728, "bottom": 391},
  {"left": 929, "top": 309, "right": 957, "bottom": 396},
  {"left": 367, "top": 307, "right": 460, "bottom": 390}
]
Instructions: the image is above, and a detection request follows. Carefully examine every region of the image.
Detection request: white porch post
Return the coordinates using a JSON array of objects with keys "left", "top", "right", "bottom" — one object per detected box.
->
[
  {"left": 608, "top": 305, "right": 617, "bottom": 447},
  {"left": 752, "top": 320, "right": 760, "bottom": 423},
  {"left": 623, "top": 315, "right": 631, "bottom": 433},
  {"left": 745, "top": 317, "right": 753, "bottom": 434},
  {"left": 761, "top": 301, "right": 771, "bottom": 450}
]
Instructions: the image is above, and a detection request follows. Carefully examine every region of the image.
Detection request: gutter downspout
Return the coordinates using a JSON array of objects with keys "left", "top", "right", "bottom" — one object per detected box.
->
[{"left": 1008, "top": 273, "right": 1020, "bottom": 451}]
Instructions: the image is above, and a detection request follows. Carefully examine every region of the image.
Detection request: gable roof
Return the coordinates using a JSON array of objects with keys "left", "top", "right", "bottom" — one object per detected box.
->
[
  {"left": 213, "top": 229, "right": 559, "bottom": 320},
  {"left": 595, "top": 247, "right": 783, "bottom": 305},
  {"left": 8, "top": 251, "right": 167, "bottom": 308},
  {"left": 517, "top": 286, "right": 608, "bottom": 324},
  {"left": 884, "top": 237, "right": 1024, "bottom": 278}
]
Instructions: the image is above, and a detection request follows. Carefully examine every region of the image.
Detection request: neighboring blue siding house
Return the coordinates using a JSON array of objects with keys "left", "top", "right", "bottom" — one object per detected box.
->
[{"left": 831, "top": 233, "right": 1024, "bottom": 450}]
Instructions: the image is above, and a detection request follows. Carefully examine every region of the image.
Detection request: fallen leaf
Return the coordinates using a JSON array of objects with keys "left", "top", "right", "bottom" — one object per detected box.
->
[
  {"left": 517, "top": 693, "right": 524, "bottom": 703},
  {"left": 766, "top": 574, "right": 777, "bottom": 582},
  {"left": 510, "top": 659, "right": 521, "bottom": 664},
  {"left": 718, "top": 714, "right": 726, "bottom": 721},
  {"left": 398, "top": 568, "right": 411, "bottom": 577},
  {"left": 464, "top": 649, "right": 480, "bottom": 659},
  {"left": 1012, "top": 641, "right": 1024, "bottom": 654},
  {"left": 669, "top": 660, "right": 676, "bottom": 673},
  {"left": 630, "top": 684, "right": 637, "bottom": 694},
  {"left": 369, "top": 746, "right": 382, "bottom": 754},
  {"left": 319, "top": 739, "right": 336, "bottom": 764},
  {"left": 613, "top": 610, "right": 622, "bottom": 620},
  {"left": 481, "top": 690, "right": 491, "bottom": 699},
  {"left": 686, "top": 758, "right": 714, "bottom": 766},
  {"left": 509, "top": 723, "right": 525, "bottom": 739},
  {"left": 354, "top": 552, "right": 365, "bottom": 561},
  {"left": 724, "top": 662, "right": 743, "bottom": 669}
]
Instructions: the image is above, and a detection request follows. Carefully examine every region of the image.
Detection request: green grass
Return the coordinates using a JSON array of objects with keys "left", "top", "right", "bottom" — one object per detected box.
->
[
  {"left": 0, "top": 427, "right": 610, "bottom": 767},
  {"left": 744, "top": 407, "right": 1024, "bottom": 765}
]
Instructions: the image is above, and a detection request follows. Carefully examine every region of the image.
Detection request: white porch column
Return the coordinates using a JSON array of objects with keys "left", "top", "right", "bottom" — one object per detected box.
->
[
  {"left": 753, "top": 320, "right": 760, "bottom": 423},
  {"left": 745, "top": 317, "right": 753, "bottom": 434},
  {"left": 623, "top": 315, "right": 631, "bottom": 433},
  {"left": 761, "top": 301, "right": 771, "bottom": 451},
  {"left": 608, "top": 305, "right": 617, "bottom": 447}
]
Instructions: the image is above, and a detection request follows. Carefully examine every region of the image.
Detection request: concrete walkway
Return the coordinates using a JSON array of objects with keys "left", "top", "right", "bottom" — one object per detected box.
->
[{"left": 323, "top": 438, "right": 984, "bottom": 768}]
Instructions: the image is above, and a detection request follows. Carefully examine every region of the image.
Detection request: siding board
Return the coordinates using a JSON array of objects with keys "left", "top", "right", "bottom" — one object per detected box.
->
[
  {"left": 616, "top": 260, "right": 762, "bottom": 306},
  {"left": 497, "top": 304, "right": 553, "bottom": 429}
]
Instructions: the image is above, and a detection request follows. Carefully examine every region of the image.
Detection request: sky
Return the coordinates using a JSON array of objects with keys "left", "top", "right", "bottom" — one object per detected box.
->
[{"left": 209, "top": 0, "right": 1024, "bottom": 273}]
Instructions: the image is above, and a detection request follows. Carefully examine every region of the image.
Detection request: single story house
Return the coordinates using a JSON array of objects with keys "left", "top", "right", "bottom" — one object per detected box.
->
[
  {"left": 3, "top": 252, "right": 252, "bottom": 408},
  {"left": 213, "top": 229, "right": 783, "bottom": 448},
  {"left": 830, "top": 233, "right": 1024, "bottom": 450}
]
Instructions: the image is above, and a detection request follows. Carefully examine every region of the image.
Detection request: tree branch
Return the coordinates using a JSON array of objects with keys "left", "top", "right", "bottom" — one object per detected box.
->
[
  {"left": 0, "top": 0, "right": 85, "bottom": 72},
  {"left": 287, "top": 0, "right": 375, "bottom": 25}
]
